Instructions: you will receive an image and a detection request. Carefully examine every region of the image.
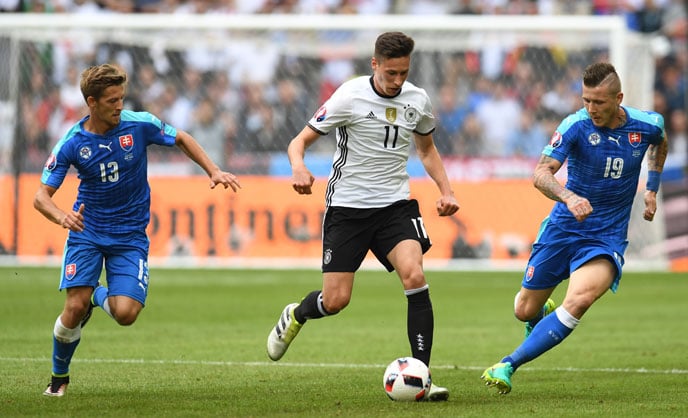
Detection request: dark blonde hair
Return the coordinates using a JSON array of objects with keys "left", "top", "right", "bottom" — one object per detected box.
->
[
  {"left": 80, "top": 64, "right": 127, "bottom": 102},
  {"left": 582, "top": 62, "right": 621, "bottom": 94}
]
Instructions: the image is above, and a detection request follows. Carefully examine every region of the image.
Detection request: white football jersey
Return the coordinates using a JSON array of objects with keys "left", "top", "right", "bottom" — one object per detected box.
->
[{"left": 308, "top": 75, "right": 435, "bottom": 208}]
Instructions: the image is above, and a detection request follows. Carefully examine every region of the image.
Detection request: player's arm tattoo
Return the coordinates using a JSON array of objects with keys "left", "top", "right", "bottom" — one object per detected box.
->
[
  {"left": 646, "top": 134, "right": 668, "bottom": 172},
  {"left": 533, "top": 155, "right": 572, "bottom": 202}
]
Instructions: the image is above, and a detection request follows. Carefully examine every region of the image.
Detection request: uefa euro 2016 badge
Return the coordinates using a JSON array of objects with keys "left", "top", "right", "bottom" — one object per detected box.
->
[
  {"left": 323, "top": 248, "right": 332, "bottom": 265},
  {"left": 44, "top": 154, "right": 57, "bottom": 171},
  {"left": 588, "top": 132, "right": 601, "bottom": 146},
  {"left": 315, "top": 106, "right": 327, "bottom": 122}
]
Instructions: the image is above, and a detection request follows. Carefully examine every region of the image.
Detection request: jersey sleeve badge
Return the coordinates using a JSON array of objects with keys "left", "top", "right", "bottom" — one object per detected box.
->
[
  {"left": 314, "top": 106, "right": 327, "bottom": 122},
  {"left": 549, "top": 131, "right": 562, "bottom": 148},
  {"left": 44, "top": 154, "right": 57, "bottom": 171}
]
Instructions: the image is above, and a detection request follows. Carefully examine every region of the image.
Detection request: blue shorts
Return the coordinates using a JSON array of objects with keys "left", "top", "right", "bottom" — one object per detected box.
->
[
  {"left": 522, "top": 219, "right": 627, "bottom": 293},
  {"left": 59, "top": 231, "right": 150, "bottom": 305}
]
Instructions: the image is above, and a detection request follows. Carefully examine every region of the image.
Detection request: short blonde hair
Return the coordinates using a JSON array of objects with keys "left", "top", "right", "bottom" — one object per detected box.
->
[{"left": 80, "top": 64, "right": 127, "bottom": 103}]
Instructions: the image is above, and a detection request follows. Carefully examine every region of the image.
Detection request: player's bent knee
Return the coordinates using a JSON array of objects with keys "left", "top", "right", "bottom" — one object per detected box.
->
[
  {"left": 113, "top": 311, "right": 140, "bottom": 326},
  {"left": 514, "top": 305, "right": 540, "bottom": 322},
  {"left": 322, "top": 299, "right": 348, "bottom": 314}
]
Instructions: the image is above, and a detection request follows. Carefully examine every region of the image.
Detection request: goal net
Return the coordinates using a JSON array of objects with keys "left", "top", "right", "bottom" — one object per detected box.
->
[{"left": 0, "top": 13, "right": 666, "bottom": 270}]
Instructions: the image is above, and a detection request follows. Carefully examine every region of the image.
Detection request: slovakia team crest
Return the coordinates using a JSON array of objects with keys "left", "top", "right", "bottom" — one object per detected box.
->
[
  {"left": 628, "top": 132, "right": 642, "bottom": 147},
  {"left": 119, "top": 134, "right": 134, "bottom": 151},
  {"left": 65, "top": 263, "right": 77, "bottom": 280}
]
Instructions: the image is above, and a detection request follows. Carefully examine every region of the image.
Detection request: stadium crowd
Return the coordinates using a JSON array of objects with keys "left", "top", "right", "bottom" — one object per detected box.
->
[{"left": 1, "top": 0, "right": 685, "bottom": 175}]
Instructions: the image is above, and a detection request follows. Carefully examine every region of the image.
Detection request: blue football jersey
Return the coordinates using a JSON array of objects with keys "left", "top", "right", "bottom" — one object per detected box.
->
[
  {"left": 41, "top": 110, "right": 177, "bottom": 239},
  {"left": 542, "top": 106, "right": 664, "bottom": 241}
]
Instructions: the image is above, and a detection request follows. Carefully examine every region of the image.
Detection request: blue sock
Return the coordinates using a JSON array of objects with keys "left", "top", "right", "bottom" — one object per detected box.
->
[
  {"left": 51, "top": 317, "right": 81, "bottom": 376},
  {"left": 52, "top": 337, "right": 80, "bottom": 375},
  {"left": 502, "top": 307, "right": 577, "bottom": 370},
  {"left": 93, "top": 285, "right": 108, "bottom": 307},
  {"left": 525, "top": 304, "right": 548, "bottom": 329}
]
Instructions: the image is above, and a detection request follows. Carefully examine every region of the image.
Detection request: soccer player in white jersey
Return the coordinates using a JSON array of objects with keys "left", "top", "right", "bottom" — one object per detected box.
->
[
  {"left": 35, "top": 64, "right": 241, "bottom": 396},
  {"left": 481, "top": 62, "right": 668, "bottom": 394},
  {"left": 266, "top": 31, "right": 459, "bottom": 401}
]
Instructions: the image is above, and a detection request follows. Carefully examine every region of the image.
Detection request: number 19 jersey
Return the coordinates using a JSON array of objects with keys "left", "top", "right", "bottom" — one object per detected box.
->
[
  {"left": 307, "top": 76, "right": 435, "bottom": 209},
  {"left": 543, "top": 106, "right": 665, "bottom": 241}
]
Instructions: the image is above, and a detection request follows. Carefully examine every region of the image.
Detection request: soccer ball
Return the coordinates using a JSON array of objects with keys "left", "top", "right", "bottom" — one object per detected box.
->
[{"left": 383, "top": 357, "right": 430, "bottom": 401}]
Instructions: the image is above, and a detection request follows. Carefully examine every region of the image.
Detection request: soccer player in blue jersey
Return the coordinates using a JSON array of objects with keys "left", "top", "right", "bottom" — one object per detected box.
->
[
  {"left": 481, "top": 62, "right": 668, "bottom": 394},
  {"left": 265, "top": 32, "right": 459, "bottom": 401},
  {"left": 34, "top": 64, "right": 241, "bottom": 396}
]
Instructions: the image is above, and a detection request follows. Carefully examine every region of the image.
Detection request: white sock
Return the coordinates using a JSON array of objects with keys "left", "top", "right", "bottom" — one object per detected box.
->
[{"left": 54, "top": 316, "right": 81, "bottom": 343}]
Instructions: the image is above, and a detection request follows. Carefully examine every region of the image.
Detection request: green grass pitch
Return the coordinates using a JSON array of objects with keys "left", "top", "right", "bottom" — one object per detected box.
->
[{"left": 1, "top": 266, "right": 686, "bottom": 417}]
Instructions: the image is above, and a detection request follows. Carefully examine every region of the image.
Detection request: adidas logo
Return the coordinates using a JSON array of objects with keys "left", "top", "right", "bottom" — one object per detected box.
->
[{"left": 366, "top": 111, "right": 376, "bottom": 119}]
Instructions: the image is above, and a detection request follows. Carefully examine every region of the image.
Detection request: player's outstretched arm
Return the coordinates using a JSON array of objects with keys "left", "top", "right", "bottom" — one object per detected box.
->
[
  {"left": 533, "top": 154, "right": 592, "bottom": 222},
  {"left": 643, "top": 133, "right": 669, "bottom": 221},
  {"left": 175, "top": 130, "right": 241, "bottom": 192}
]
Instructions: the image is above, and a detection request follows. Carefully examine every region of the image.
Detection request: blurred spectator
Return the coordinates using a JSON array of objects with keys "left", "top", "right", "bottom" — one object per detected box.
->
[
  {"left": 625, "top": 0, "right": 668, "bottom": 33},
  {"left": 474, "top": 78, "right": 522, "bottom": 156},
  {"left": 667, "top": 108, "right": 687, "bottom": 163},
  {"left": 59, "top": 64, "right": 84, "bottom": 112},
  {"left": 453, "top": 113, "right": 483, "bottom": 157},
  {"left": 135, "top": 63, "right": 165, "bottom": 107},
  {"left": 258, "top": 0, "right": 300, "bottom": 14},
  {"left": 68, "top": 0, "right": 102, "bottom": 13},
  {"left": 0, "top": 0, "right": 21, "bottom": 11},
  {"left": 18, "top": 68, "right": 57, "bottom": 171},
  {"left": 297, "top": 0, "right": 340, "bottom": 14},
  {"left": 655, "top": 57, "right": 686, "bottom": 113},
  {"left": 661, "top": 0, "right": 687, "bottom": 44},
  {"left": 541, "top": 78, "right": 578, "bottom": 118},
  {"left": 271, "top": 78, "right": 310, "bottom": 149},
  {"left": 505, "top": 111, "right": 549, "bottom": 158},
  {"left": 135, "top": 0, "right": 161, "bottom": 13},
  {"left": 403, "top": 0, "right": 450, "bottom": 14},
  {"left": 450, "top": 0, "right": 480, "bottom": 14},
  {"left": 511, "top": 59, "right": 547, "bottom": 113},
  {"left": 434, "top": 83, "right": 471, "bottom": 155},
  {"left": 466, "top": 75, "right": 492, "bottom": 112},
  {"left": 205, "top": 70, "right": 242, "bottom": 114},
  {"left": 188, "top": 96, "right": 233, "bottom": 174},
  {"left": 159, "top": 80, "right": 194, "bottom": 131},
  {"left": 236, "top": 82, "right": 280, "bottom": 152},
  {"left": 351, "top": 0, "right": 390, "bottom": 14}
]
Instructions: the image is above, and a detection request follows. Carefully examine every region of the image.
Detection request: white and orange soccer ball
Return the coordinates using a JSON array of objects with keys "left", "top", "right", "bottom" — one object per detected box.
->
[{"left": 382, "top": 357, "right": 430, "bottom": 401}]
